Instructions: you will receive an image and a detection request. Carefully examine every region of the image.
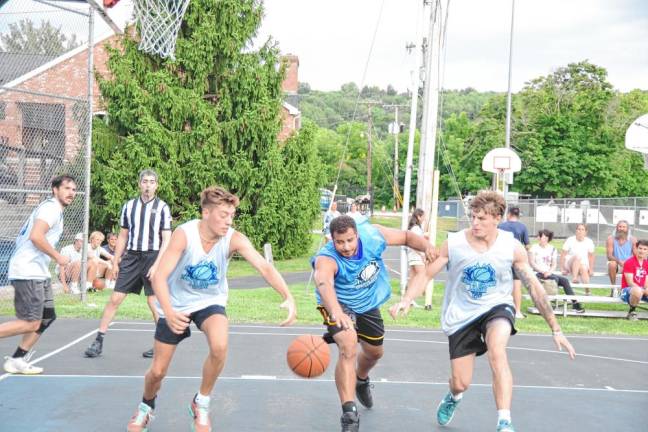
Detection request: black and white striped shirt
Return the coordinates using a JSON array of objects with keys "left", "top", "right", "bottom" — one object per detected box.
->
[{"left": 120, "top": 197, "right": 171, "bottom": 251}]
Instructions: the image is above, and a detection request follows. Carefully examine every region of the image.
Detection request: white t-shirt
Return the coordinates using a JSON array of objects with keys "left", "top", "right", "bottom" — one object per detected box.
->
[
  {"left": 8, "top": 198, "right": 64, "bottom": 280},
  {"left": 562, "top": 236, "right": 594, "bottom": 266},
  {"left": 407, "top": 225, "right": 425, "bottom": 265},
  {"left": 529, "top": 244, "right": 556, "bottom": 273},
  {"left": 89, "top": 243, "right": 111, "bottom": 260},
  {"left": 56, "top": 244, "right": 81, "bottom": 275}
]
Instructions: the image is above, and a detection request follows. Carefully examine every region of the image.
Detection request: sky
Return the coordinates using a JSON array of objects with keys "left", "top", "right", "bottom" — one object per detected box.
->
[
  {"left": 257, "top": 0, "right": 648, "bottom": 93},
  {"left": 2, "top": 0, "right": 646, "bottom": 93}
]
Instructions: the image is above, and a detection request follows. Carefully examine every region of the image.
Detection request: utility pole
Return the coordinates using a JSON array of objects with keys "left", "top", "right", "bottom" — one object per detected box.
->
[
  {"left": 384, "top": 103, "right": 409, "bottom": 210},
  {"left": 360, "top": 100, "right": 381, "bottom": 216},
  {"left": 503, "top": 0, "right": 516, "bottom": 203}
]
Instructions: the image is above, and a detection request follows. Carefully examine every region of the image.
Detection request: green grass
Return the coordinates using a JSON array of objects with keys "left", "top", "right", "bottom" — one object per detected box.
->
[{"left": 3, "top": 282, "right": 644, "bottom": 336}]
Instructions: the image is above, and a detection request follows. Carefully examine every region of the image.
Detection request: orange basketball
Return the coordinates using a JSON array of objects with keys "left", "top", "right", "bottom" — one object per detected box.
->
[
  {"left": 92, "top": 279, "right": 105, "bottom": 291},
  {"left": 286, "top": 334, "right": 330, "bottom": 378}
]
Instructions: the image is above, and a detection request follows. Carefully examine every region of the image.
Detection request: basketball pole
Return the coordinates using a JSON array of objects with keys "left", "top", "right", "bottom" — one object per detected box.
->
[{"left": 503, "top": 0, "right": 516, "bottom": 203}]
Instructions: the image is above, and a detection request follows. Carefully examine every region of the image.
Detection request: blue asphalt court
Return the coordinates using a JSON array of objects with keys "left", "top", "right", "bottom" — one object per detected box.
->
[{"left": 0, "top": 318, "right": 646, "bottom": 431}]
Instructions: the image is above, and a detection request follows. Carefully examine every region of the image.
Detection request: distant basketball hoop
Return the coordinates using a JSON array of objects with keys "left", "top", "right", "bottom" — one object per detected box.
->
[
  {"left": 625, "top": 113, "right": 648, "bottom": 169},
  {"left": 482, "top": 147, "right": 521, "bottom": 194}
]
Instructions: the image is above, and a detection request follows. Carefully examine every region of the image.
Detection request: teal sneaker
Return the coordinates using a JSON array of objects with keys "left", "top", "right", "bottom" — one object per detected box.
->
[
  {"left": 497, "top": 419, "right": 516, "bottom": 432},
  {"left": 126, "top": 402, "right": 153, "bottom": 432},
  {"left": 436, "top": 392, "right": 461, "bottom": 426}
]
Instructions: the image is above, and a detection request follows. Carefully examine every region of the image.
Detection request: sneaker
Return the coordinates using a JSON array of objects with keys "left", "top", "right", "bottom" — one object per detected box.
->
[
  {"left": 573, "top": 307, "right": 586, "bottom": 314},
  {"left": 69, "top": 282, "right": 80, "bottom": 295},
  {"left": 355, "top": 376, "right": 374, "bottom": 408},
  {"left": 424, "top": 304, "right": 433, "bottom": 311},
  {"left": 515, "top": 312, "right": 526, "bottom": 320},
  {"left": 3, "top": 353, "right": 43, "bottom": 375},
  {"left": 127, "top": 402, "right": 154, "bottom": 432},
  {"left": 497, "top": 419, "right": 516, "bottom": 432},
  {"left": 627, "top": 311, "right": 639, "bottom": 321},
  {"left": 142, "top": 348, "right": 154, "bottom": 358},
  {"left": 189, "top": 399, "right": 211, "bottom": 432},
  {"left": 436, "top": 392, "right": 461, "bottom": 426},
  {"left": 340, "top": 411, "right": 360, "bottom": 432},
  {"left": 84, "top": 339, "right": 103, "bottom": 358}
]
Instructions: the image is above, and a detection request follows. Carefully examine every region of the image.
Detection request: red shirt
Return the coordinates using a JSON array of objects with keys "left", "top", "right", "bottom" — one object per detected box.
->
[{"left": 621, "top": 256, "right": 648, "bottom": 289}]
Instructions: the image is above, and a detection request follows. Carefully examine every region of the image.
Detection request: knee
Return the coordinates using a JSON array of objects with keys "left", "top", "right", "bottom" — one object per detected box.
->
[
  {"left": 451, "top": 374, "right": 471, "bottom": 393},
  {"left": 208, "top": 342, "right": 227, "bottom": 361},
  {"left": 487, "top": 347, "right": 509, "bottom": 371},
  {"left": 109, "top": 294, "right": 124, "bottom": 308},
  {"left": 363, "top": 345, "right": 384, "bottom": 362},
  {"left": 147, "top": 365, "right": 167, "bottom": 382},
  {"left": 336, "top": 336, "right": 358, "bottom": 362},
  {"left": 26, "top": 320, "right": 41, "bottom": 332}
]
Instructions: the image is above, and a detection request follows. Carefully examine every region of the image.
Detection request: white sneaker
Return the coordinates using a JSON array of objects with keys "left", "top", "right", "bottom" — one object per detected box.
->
[
  {"left": 69, "top": 282, "right": 80, "bottom": 295},
  {"left": 515, "top": 312, "right": 526, "bottom": 320},
  {"left": 3, "top": 355, "right": 43, "bottom": 375}
]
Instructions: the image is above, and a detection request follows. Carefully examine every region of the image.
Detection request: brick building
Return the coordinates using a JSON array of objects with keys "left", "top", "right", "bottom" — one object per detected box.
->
[{"left": 278, "top": 54, "right": 302, "bottom": 142}]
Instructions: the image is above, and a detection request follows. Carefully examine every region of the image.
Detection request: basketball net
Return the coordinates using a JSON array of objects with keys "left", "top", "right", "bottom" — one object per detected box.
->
[{"left": 132, "top": 0, "right": 191, "bottom": 60}]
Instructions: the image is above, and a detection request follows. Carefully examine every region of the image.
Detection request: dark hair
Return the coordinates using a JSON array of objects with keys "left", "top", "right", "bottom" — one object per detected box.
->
[
  {"left": 508, "top": 207, "right": 520, "bottom": 217},
  {"left": 106, "top": 232, "right": 118, "bottom": 241},
  {"left": 470, "top": 190, "right": 506, "bottom": 218},
  {"left": 330, "top": 215, "right": 357, "bottom": 238},
  {"left": 637, "top": 239, "right": 648, "bottom": 248},
  {"left": 537, "top": 229, "right": 554, "bottom": 242},
  {"left": 408, "top": 208, "right": 425, "bottom": 230},
  {"left": 51, "top": 174, "right": 76, "bottom": 189}
]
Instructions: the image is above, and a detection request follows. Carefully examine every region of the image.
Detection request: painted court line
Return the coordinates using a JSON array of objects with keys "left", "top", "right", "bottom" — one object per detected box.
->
[
  {"left": 106, "top": 328, "right": 647, "bottom": 365},
  {"left": 110, "top": 321, "right": 648, "bottom": 341},
  {"left": 6, "top": 374, "right": 648, "bottom": 394}
]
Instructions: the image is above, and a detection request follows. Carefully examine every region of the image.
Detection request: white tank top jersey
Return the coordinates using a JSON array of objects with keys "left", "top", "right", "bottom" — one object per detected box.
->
[
  {"left": 441, "top": 229, "right": 517, "bottom": 336},
  {"left": 157, "top": 219, "right": 234, "bottom": 316}
]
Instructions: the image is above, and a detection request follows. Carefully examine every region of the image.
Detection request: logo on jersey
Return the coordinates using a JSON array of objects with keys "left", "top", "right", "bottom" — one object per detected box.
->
[
  {"left": 462, "top": 263, "right": 496, "bottom": 299},
  {"left": 355, "top": 260, "right": 380, "bottom": 289},
  {"left": 182, "top": 260, "right": 219, "bottom": 289}
]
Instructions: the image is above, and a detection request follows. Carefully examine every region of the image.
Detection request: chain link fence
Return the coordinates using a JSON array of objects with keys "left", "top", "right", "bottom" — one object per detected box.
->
[
  {"left": 0, "top": 1, "right": 94, "bottom": 313},
  {"left": 440, "top": 196, "right": 648, "bottom": 245}
]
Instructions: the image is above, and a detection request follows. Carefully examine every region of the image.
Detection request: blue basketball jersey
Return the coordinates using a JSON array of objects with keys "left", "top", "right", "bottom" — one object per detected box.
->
[{"left": 313, "top": 221, "right": 391, "bottom": 313}]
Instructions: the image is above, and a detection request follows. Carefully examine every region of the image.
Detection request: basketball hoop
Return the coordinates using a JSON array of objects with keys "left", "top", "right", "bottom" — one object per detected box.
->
[
  {"left": 625, "top": 113, "right": 648, "bottom": 170},
  {"left": 482, "top": 147, "right": 521, "bottom": 194},
  {"left": 133, "top": 0, "right": 191, "bottom": 60}
]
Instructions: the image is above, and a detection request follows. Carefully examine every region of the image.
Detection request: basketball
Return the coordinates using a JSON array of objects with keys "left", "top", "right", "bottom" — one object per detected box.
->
[
  {"left": 286, "top": 334, "right": 330, "bottom": 378},
  {"left": 92, "top": 279, "right": 105, "bottom": 291}
]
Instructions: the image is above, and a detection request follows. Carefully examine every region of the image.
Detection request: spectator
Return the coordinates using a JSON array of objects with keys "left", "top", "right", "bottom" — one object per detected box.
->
[
  {"left": 498, "top": 206, "right": 529, "bottom": 319},
  {"left": 560, "top": 223, "right": 595, "bottom": 294},
  {"left": 58, "top": 233, "right": 95, "bottom": 294},
  {"left": 406, "top": 209, "right": 428, "bottom": 309},
  {"left": 620, "top": 239, "right": 648, "bottom": 321},
  {"left": 103, "top": 232, "right": 118, "bottom": 257},
  {"left": 606, "top": 220, "right": 636, "bottom": 297},
  {"left": 322, "top": 201, "right": 341, "bottom": 241},
  {"left": 529, "top": 229, "right": 584, "bottom": 313},
  {"left": 88, "top": 231, "right": 115, "bottom": 290},
  {"left": 347, "top": 202, "right": 366, "bottom": 224}
]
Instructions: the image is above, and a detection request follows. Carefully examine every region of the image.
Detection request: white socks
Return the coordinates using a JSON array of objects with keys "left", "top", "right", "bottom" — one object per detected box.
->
[
  {"left": 451, "top": 391, "right": 463, "bottom": 401},
  {"left": 497, "top": 409, "right": 511, "bottom": 423},
  {"left": 195, "top": 392, "right": 210, "bottom": 407}
]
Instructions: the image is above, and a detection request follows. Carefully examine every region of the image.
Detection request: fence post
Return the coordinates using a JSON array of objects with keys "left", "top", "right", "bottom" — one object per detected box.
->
[{"left": 263, "top": 243, "right": 274, "bottom": 264}]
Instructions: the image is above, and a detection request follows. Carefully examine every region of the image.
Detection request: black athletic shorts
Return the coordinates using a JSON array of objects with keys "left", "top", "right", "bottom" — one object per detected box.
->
[
  {"left": 448, "top": 303, "right": 517, "bottom": 360},
  {"left": 155, "top": 304, "right": 227, "bottom": 345},
  {"left": 318, "top": 304, "right": 385, "bottom": 346},
  {"left": 114, "top": 251, "right": 158, "bottom": 296}
]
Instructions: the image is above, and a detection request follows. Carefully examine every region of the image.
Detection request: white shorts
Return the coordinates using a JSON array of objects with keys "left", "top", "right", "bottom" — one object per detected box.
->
[{"left": 565, "top": 255, "right": 589, "bottom": 270}]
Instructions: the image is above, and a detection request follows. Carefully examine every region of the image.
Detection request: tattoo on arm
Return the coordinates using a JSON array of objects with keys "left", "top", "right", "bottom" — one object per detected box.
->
[{"left": 514, "top": 262, "right": 557, "bottom": 328}]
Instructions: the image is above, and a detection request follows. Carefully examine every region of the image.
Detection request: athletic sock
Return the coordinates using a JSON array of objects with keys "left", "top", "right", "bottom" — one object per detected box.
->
[
  {"left": 450, "top": 391, "right": 463, "bottom": 401},
  {"left": 629, "top": 306, "right": 637, "bottom": 313},
  {"left": 194, "top": 392, "right": 210, "bottom": 407},
  {"left": 12, "top": 347, "right": 28, "bottom": 358},
  {"left": 96, "top": 331, "right": 105, "bottom": 342},
  {"left": 142, "top": 396, "right": 156, "bottom": 410},
  {"left": 497, "top": 409, "right": 511, "bottom": 423},
  {"left": 342, "top": 401, "right": 357, "bottom": 414}
]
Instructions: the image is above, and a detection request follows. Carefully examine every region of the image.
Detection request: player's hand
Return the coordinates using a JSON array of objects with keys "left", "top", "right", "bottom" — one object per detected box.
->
[
  {"left": 389, "top": 300, "right": 412, "bottom": 319},
  {"left": 331, "top": 312, "right": 354, "bottom": 331},
  {"left": 165, "top": 309, "right": 190, "bottom": 334},
  {"left": 147, "top": 261, "right": 159, "bottom": 279},
  {"left": 279, "top": 297, "right": 297, "bottom": 327},
  {"left": 552, "top": 332, "right": 576, "bottom": 360},
  {"left": 423, "top": 245, "right": 439, "bottom": 264},
  {"left": 56, "top": 254, "right": 70, "bottom": 267}
]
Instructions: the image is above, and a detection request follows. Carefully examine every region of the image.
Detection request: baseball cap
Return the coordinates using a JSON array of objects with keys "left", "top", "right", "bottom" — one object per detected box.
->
[{"left": 74, "top": 233, "right": 84, "bottom": 241}]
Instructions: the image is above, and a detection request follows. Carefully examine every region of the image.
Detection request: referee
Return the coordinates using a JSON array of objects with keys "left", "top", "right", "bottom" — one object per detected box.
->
[{"left": 84, "top": 169, "right": 171, "bottom": 358}]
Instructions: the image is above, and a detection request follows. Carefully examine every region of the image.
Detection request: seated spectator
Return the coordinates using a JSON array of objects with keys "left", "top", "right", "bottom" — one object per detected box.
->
[
  {"left": 620, "top": 239, "right": 648, "bottom": 321},
  {"left": 58, "top": 233, "right": 95, "bottom": 294},
  {"left": 102, "top": 232, "right": 117, "bottom": 258},
  {"left": 346, "top": 202, "right": 367, "bottom": 223},
  {"left": 560, "top": 223, "right": 595, "bottom": 294},
  {"left": 88, "top": 231, "right": 115, "bottom": 291},
  {"left": 529, "top": 229, "right": 584, "bottom": 313},
  {"left": 606, "top": 220, "right": 636, "bottom": 297}
]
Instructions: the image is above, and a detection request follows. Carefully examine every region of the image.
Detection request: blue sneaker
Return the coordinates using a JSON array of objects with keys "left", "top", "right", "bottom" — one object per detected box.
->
[
  {"left": 436, "top": 392, "right": 461, "bottom": 425},
  {"left": 497, "top": 419, "right": 516, "bottom": 432}
]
